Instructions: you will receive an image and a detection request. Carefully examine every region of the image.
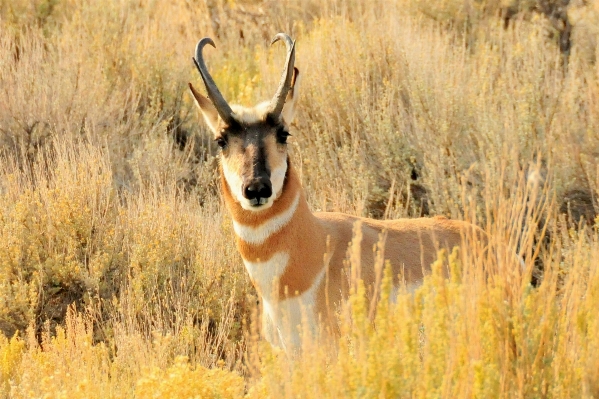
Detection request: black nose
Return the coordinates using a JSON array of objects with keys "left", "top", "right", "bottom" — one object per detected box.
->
[{"left": 243, "top": 179, "right": 272, "bottom": 206}]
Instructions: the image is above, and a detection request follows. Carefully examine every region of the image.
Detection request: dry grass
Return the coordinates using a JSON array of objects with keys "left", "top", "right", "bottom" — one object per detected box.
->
[{"left": 1, "top": 0, "right": 598, "bottom": 397}]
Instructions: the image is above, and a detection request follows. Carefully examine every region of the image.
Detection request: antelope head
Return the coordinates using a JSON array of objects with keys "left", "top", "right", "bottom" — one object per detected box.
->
[{"left": 189, "top": 33, "right": 300, "bottom": 211}]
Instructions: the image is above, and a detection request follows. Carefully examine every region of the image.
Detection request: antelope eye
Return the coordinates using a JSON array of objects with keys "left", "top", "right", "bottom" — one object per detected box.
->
[
  {"left": 276, "top": 128, "right": 291, "bottom": 144},
  {"left": 215, "top": 137, "right": 227, "bottom": 149}
]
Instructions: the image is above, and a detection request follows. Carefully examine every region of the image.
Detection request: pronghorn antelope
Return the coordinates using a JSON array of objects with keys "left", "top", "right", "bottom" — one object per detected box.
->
[{"left": 189, "top": 33, "right": 478, "bottom": 352}]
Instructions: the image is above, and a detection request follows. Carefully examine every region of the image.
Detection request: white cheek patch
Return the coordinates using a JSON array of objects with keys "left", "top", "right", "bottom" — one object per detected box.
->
[
  {"left": 233, "top": 193, "right": 300, "bottom": 245},
  {"left": 270, "top": 159, "right": 287, "bottom": 199},
  {"left": 222, "top": 162, "right": 246, "bottom": 205}
]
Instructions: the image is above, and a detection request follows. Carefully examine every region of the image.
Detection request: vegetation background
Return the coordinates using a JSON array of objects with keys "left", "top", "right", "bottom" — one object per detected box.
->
[{"left": 0, "top": 0, "right": 598, "bottom": 397}]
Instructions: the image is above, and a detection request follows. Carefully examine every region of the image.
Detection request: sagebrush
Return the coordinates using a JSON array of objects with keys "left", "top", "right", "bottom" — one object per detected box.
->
[{"left": 0, "top": 0, "right": 598, "bottom": 397}]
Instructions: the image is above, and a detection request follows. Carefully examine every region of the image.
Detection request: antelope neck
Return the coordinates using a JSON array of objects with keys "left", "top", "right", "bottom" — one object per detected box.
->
[{"left": 221, "top": 163, "right": 329, "bottom": 296}]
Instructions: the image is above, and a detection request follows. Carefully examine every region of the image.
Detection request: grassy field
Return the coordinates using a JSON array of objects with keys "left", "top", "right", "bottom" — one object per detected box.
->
[{"left": 1, "top": 0, "right": 598, "bottom": 397}]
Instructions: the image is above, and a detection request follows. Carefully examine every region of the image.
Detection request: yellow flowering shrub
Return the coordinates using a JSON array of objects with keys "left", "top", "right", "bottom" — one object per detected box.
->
[
  {"left": 251, "top": 232, "right": 599, "bottom": 398},
  {"left": 0, "top": 332, "right": 25, "bottom": 396},
  {"left": 135, "top": 356, "right": 245, "bottom": 399}
]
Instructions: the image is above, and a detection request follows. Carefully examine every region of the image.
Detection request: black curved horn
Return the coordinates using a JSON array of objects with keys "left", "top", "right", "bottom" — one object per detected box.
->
[
  {"left": 193, "top": 38, "right": 235, "bottom": 125},
  {"left": 268, "top": 33, "right": 296, "bottom": 118}
]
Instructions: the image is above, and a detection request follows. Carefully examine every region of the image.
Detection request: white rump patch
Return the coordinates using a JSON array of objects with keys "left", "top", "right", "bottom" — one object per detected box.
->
[{"left": 233, "top": 193, "right": 300, "bottom": 245}]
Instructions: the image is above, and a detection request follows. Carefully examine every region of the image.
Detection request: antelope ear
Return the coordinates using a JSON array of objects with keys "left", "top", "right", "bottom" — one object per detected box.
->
[
  {"left": 189, "top": 83, "right": 220, "bottom": 134},
  {"left": 281, "top": 67, "right": 301, "bottom": 125}
]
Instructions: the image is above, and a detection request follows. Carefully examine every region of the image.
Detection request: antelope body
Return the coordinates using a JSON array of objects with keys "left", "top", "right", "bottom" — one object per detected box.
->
[{"left": 189, "top": 34, "right": 475, "bottom": 352}]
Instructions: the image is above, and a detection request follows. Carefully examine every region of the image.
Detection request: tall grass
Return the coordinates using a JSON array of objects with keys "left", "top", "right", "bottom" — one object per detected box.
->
[{"left": 0, "top": 0, "right": 598, "bottom": 397}]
